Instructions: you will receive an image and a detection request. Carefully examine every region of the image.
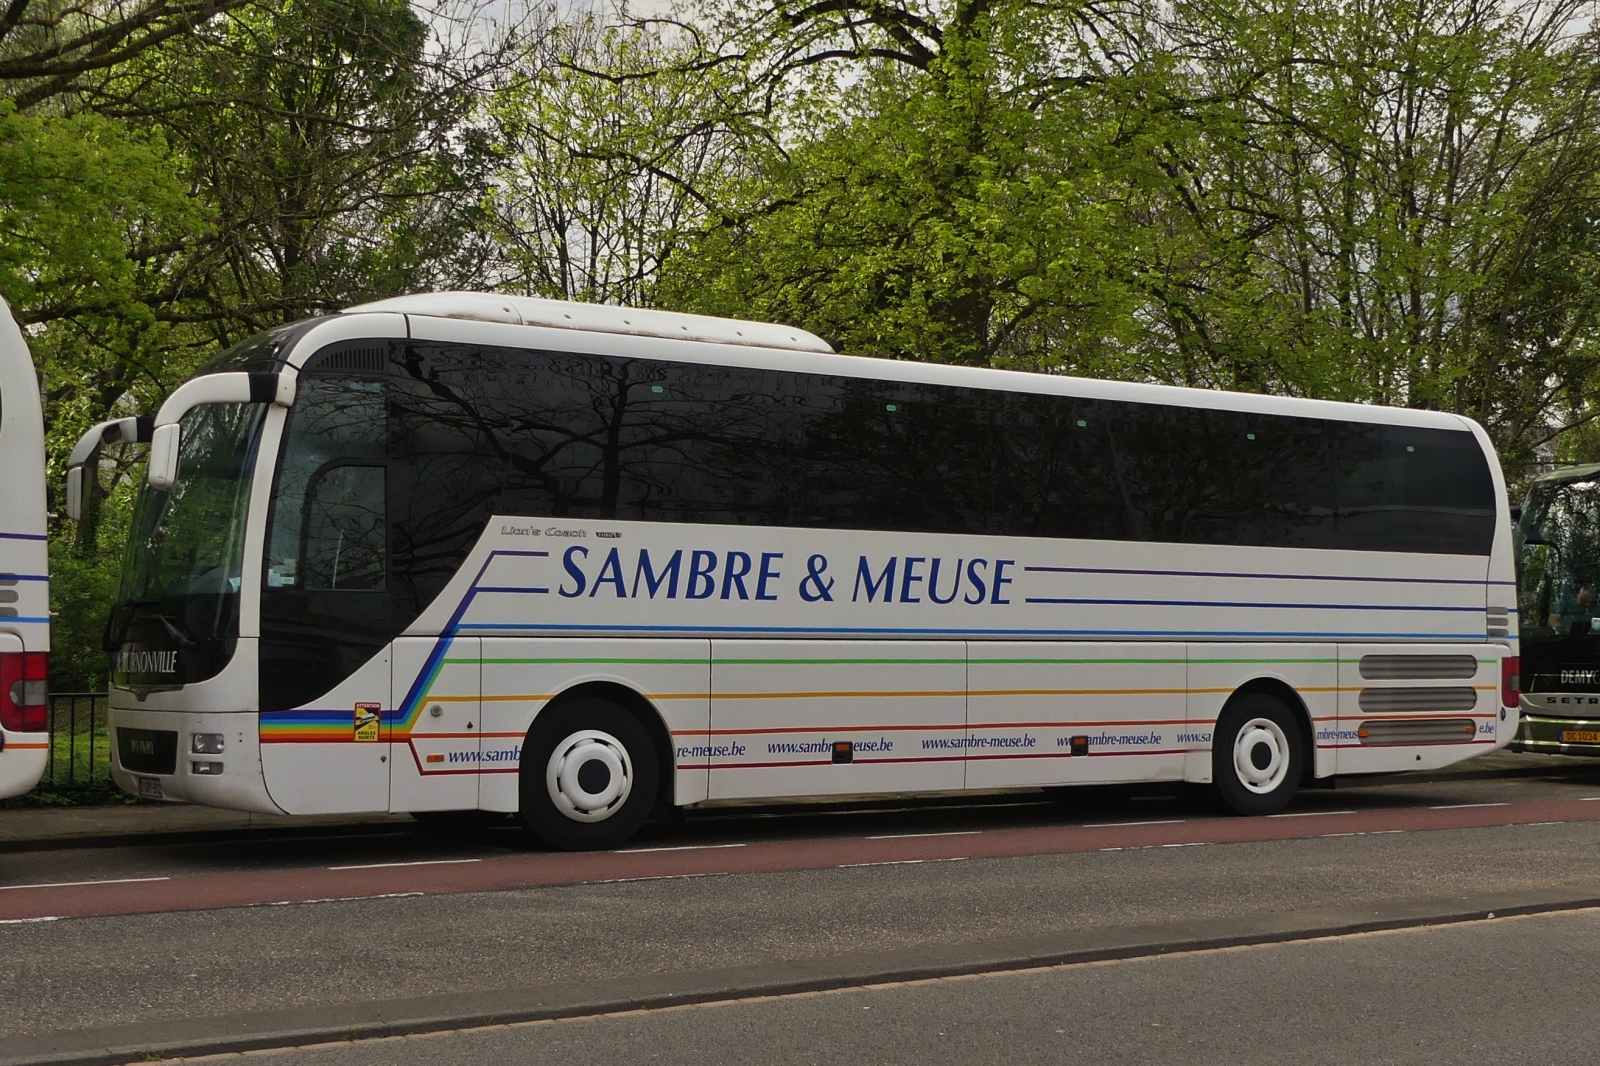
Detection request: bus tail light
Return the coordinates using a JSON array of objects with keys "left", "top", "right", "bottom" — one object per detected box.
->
[
  {"left": 1502, "top": 655, "right": 1521, "bottom": 708},
  {"left": 0, "top": 652, "right": 48, "bottom": 732}
]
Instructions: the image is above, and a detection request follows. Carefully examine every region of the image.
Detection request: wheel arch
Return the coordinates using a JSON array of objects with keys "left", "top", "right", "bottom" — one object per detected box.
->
[
  {"left": 1221, "top": 676, "right": 1320, "bottom": 781},
  {"left": 535, "top": 680, "right": 676, "bottom": 808}
]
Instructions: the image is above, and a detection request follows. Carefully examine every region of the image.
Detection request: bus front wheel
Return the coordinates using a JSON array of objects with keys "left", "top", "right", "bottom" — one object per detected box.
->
[
  {"left": 1212, "top": 693, "right": 1305, "bottom": 816},
  {"left": 518, "top": 696, "right": 660, "bottom": 851}
]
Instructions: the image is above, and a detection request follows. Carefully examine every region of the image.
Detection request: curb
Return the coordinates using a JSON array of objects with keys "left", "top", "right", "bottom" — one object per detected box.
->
[
  {"left": 0, "top": 819, "right": 420, "bottom": 855},
  {"left": 6, "top": 886, "right": 1600, "bottom": 1066}
]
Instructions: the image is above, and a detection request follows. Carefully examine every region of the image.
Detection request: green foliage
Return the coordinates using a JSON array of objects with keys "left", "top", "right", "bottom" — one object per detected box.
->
[
  {"left": 485, "top": 12, "right": 757, "bottom": 304},
  {"left": 0, "top": 105, "right": 204, "bottom": 332},
  {"left": 12, "top": 0, "right": 1600, "bottom": 711}
]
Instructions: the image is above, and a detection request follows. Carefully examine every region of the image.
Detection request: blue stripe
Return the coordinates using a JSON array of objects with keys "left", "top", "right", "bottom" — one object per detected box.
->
[
  {"left": 396, "top": 549, "right": 557, "bottom": 721},
  {"left": 452, "top": 621, "right": 1481, "bottom": 640},
  {"left": 1021, "top": 597, "right": 1482, "bottom": 612},
  {"left": 0, "top": 574, "right": 46, "bottom": 582},
  {"left": 0, "top": 532, "right": 46, "bottom": 542},
  {"left": 1024, "top": 564, "right": 1506, "bottom": 586},
  {"left": 2, "top": 616, "right": 49, "bottom": 624},
  {"left": 477, "top": 586, "right": 550, "bottom": 594}
]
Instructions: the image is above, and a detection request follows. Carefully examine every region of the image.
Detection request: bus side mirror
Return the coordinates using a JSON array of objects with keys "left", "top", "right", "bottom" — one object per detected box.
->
[
  {"left": 65, "top": 467, "right": 84, "bottom": 521},
  {"left": 64, "top": 414, "right": 154, "bottom": 521},
  {"left": 147, "top": 424, "right": 181, "bottom": 492},
  {"left": 142, "top": 370, "right": 296, "bottom": 492}
]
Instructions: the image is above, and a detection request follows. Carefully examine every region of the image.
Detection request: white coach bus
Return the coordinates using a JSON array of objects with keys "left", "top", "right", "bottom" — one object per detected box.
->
[
  {"left": 0, "top": 298, "right": 51, "bottom": 799},
  {"left": 70, "top": 293, "right": 1519, "bottom": 848}
]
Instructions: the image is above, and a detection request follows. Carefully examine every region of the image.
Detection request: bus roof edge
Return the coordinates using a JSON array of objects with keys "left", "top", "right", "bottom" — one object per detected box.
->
[{"left": 340, "top": 292, "right": 836, "bottom": 355}]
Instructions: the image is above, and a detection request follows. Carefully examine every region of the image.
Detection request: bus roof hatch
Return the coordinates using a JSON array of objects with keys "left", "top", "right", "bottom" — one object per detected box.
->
[{"left": 340, "top": 292, "right": 835, "bottom": 355}]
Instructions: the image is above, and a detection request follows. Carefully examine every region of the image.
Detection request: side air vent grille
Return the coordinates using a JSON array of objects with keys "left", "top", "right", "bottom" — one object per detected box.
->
[
  {"left": 1359, "top": 654, "right": 1479, "bottom": 680},
  {"left": 1358, "top": 686, "right": 1479, "bottom": 713},
  {"left": 0, "top": 608, "right": 15, "bottom": 618},
  {"left": 302, "top": 345, "right": 389, "bottom": 374},
  {"left": 1486, "top": 606, "right": 1510, "bottom": 638},
  {"left": 0, "top": 574, "right": 16, "bottom": 586},
  {"left": 1358, "top": 718, "right": 1478, "bottom": 745}
]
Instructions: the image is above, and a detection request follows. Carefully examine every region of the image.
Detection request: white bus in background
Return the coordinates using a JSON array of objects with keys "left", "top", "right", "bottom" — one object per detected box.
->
[
  {"left": 69, "top": 292, "right": 1520, "bottom": 849},
  {"left": 0, "top": 298, "right": 50, "bottom": 799}
]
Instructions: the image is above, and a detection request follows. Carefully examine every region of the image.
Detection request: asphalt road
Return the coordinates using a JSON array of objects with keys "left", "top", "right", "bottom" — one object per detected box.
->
[
  {"left": 223, "top": 906, "right": 1600, "bottom": 1066},
  {"left": 6, "top": 752, "right": 1600, "bottom": 1064}
]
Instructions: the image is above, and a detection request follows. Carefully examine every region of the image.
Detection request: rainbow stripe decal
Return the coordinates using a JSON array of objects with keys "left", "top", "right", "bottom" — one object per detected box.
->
[{"left": 259, "top": 550, "right": 549, "bottom": 744}]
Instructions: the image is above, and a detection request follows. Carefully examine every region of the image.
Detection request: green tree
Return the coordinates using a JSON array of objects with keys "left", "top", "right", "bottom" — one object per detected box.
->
[
  {"left": 1132, "top": 0, "right": 1600, "bottom": 473},
  {"left": 485, "top": 11, "right": 758, "bottom": 305},
  {"left": 658, "top": 0, "right": 1144, "bottom": 368}
]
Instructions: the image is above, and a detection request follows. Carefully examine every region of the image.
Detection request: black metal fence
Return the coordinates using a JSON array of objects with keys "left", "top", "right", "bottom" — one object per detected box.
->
[{"left": 41, "top": 692, "right": 111, "bottom": 789}]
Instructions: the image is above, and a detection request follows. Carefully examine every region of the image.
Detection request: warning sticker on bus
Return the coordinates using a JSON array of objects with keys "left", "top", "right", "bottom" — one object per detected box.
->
[{"left": 354, "top": 703, "right": 381, "bottom": 742}]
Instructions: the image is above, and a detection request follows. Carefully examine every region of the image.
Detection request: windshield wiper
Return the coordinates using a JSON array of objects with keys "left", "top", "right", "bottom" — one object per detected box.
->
[{"left": 131, "top": 613, "right": 197, "bottom": 648}]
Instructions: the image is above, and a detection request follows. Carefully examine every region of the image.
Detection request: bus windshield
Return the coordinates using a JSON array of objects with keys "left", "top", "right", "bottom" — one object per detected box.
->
[
  {"left": 1517, "top": 474, "right": 1600, "bottom": 687},
  {"left": 109, "top": 401, "right": 267, "bottom": 689},
  {"left": 119, "top": 402, "right": 267, "bottom": 603}
]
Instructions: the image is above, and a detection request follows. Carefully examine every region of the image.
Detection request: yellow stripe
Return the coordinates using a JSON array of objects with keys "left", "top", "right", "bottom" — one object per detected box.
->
[
  {"left": 969, "top": 687, "right": 1188, "bottom": 697},
  {"left": 713, "top": 689, "right": 967, "bottom": 700}
]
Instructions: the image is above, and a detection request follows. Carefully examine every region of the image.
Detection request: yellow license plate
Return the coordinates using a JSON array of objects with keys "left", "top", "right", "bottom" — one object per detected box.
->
[{"left": 1561, "top": 730, "right": 1600, "bottom": 744}]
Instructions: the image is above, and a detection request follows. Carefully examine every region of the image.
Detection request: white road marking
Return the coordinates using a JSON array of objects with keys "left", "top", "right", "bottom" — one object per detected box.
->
[
  {"left": 619, "top": 843, "right": 748, "bottom": 854},
  {"left": 0, "top": 916, "right": 61, "bottom": 924},
  {"left": 1428, "top": 802, "right": 1511, "bottom": 810},
  {"left": 0, "top": 876, "right": 170, "bottom": 891},
  {"left": 865, "top": 830, "right": 982, "bottom": 840},
  {"left": 268, "top": 892, "right": 426, "bottom": 905},
  {"left": 1269, "top": 810, "right": 1357, "bottom": 818},
  {"left": 838, "top": 858, "right": 969, "bottom": 869},
  {"left": 328, "top": 859, "right": 482, "bottom": 870},
  {"left": 1082, "top": 819, "right": 1185, "bottom": 828}
]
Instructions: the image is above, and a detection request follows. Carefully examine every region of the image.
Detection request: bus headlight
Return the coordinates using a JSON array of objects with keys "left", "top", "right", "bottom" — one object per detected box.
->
[{"left": 191, "top": 733, "right": 224, "bottom": 755}]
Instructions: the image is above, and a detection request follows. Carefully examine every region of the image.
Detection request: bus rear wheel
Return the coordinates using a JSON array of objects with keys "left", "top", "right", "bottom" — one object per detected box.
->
[
  {"left": 1212, "top": 693, "right": 1305, "bottom": 816},
  {"left": 518, "top": 696, "right": 659, "bottom": 851}
]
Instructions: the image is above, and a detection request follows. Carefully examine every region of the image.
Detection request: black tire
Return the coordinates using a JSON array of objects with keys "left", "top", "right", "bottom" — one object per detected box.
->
[
  {"left": 518, "top": 696, "right": 659, "bottom": 851},
  {"left": 1211, "top": 692, "right": 1305, "bottom": 816},
  {"left": 410, "top": 810, "right": 511, "bottom": 831}
]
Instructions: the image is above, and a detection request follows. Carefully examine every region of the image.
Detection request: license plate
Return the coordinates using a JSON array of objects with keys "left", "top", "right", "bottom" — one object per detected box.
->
[
  {"left": 136, "top": 776, "right": 163, "bottom": 799},
  {"left": 1560, "top": 730, "right": 1600, "bottom": 744}
]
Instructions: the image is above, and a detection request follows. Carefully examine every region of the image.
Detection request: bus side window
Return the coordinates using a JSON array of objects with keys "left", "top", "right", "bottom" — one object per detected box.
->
[{"left": 302, "top": 464, "right": 386, "bottom": 591}]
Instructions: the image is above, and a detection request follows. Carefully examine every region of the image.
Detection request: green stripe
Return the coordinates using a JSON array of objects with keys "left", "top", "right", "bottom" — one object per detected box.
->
[
  {"left": 975, "top": 657, "right": 1187, "bottom": 665},
  {"left": 716, "top": 657, "right": 963, "bottom": 666},
  {"left": 464, "top": 657, "right": 707, "bottom": 666}
]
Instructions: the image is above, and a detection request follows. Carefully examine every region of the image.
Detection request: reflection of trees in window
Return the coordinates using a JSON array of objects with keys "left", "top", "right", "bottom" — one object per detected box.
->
[
  {"left": 122, "top": 402, "right": 266, "bottom": 603},
  {"left": 383, "top": 342, "right": 1496, "bottom": 591},
  {"left": 302, "top": 465, "right": 385, "bottom": 591},
  {"left": 265, "top": 378, "right": 386, "bottom": 589}
]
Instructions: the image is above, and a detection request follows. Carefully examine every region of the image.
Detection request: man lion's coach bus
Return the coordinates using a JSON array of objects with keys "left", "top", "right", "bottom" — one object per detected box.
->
[
  {"left": 69, "top": 292, "right": 1519, "bottom": 849},
  {"left": 0, "top": 298, "right": 50, "bottom": 799}
]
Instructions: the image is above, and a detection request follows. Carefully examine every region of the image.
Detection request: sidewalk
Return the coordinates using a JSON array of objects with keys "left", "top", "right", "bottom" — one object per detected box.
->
[{"left": 0, "top": 803, "right": 413, "bottom": 851}]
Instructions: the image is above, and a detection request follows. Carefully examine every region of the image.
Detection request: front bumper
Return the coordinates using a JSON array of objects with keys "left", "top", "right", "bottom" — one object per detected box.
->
[
  {"left": 1512, "top": 692, "right": 1600, "bottom": 755},
  {"left": 108, "top": 704, "right": 284, "bottom": 813}
]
